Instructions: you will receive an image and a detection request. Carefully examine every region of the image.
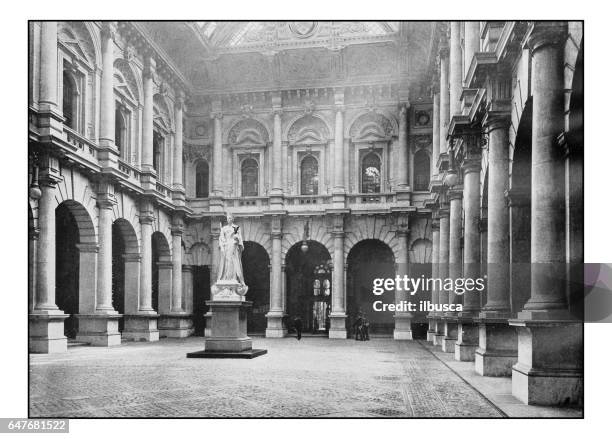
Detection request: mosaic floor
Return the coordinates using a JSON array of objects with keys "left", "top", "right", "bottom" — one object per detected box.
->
[{"left": 29, "top": 336, "right": 507, "bottom": 418}]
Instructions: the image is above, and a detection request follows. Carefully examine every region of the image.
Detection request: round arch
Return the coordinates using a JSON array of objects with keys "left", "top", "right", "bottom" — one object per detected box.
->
[
  {"left": 346, "top": 239, "right": 395, "bottom": 335},
  {"left": 242, "top": 241, "right": 271, "bottom": 333},
  {"left": 285, "top": 240, "right": 333, "bottom": 334},
  {"left": 224, "top": 116, "right": 271, "bottom": 145},
  {"left": 283, "top": 112, "right": 332, "bottom": 143}
]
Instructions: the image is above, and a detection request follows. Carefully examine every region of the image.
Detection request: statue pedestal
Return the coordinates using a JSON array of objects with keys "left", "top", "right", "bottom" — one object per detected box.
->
[{"left": 187, "top": 281, "right": 267, "bottom": 359}]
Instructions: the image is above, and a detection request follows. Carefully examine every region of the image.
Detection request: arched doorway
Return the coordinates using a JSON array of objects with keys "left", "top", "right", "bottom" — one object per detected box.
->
[
  {"left": 54, "top": 200, "right": 97, "bottom": 339},
  {"left": 242, "top": 241, "right": 270, "bottom": 334},
  {"left": 286, "top": 240, "right": 332, "bottom": 335},
  {"left": 347, "top": 239, "right": 395, "bottom": 336},
  {"left": 187, "top": 242, "right": 211, "bottom": 336},
  {"left": 112, "top": 219, "right": 139, "bottom": 332},
  {"left": 151, "top": 232, "right": 171, "bottom": 313},
  {"left": 56, "top": 203, "right": 80, "bottom": 338}
]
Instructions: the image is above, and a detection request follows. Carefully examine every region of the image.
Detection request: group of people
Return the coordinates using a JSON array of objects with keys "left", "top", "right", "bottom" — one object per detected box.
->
[{"left": 289, "top": 311, "right": 370, "bottom": 341}]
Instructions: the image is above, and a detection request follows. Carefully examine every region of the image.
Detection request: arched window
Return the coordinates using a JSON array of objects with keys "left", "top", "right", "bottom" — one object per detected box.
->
[
  {"left": 414, "top": 150, "right": 431, "bottom": 191},
  {"left": 300, "top": 155, "right": 319, "bottom": 195},
  {"left": 361, "top": 152, "right": 381, "bottom": 193},
  {"left": 62, "top": 71, "right": 76, "bottom": 130},
  {"left": 241, "top": 158, "right": 258, "bottom": 197},
  {"left": 195, "top": 161, "right": 209, "bottom": 198},
  {"left": 115, "top": 106, "right": 126, "bottom": 155},
  {"left": 153, "top": 131, "right": 163, "bottom": 174}
]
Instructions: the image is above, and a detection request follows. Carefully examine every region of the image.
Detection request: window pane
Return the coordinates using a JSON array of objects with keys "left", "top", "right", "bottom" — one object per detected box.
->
[
  {"left": 153, "top": 132, "right": 162, "bottom": 172},
  {"left": 300, "top": 156, "right": 319, "bottom": 195},
  {"left": 414, "top": 150, "right": 430, "bottom": 191},
  {"left": 361, "top": 153, "right": 381, "bottom": 193},
  {"left": 196, "top": 161, "right": 209, "bottom": 198},
  {"left": 62, "top": 73, "right": 74, "bottom": 129},
  {"left": 115, "top": 108, "right": 124, "bottom": 153},
  {"left": 241, "top": 159, "right": 258, "bottom": 196}
]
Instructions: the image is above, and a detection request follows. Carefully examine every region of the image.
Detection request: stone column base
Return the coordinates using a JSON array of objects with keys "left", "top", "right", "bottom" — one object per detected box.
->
[
  {"left": 509, "top": 320, "right": 583, "bottom": 405},
  {"left": 159, "top": 313, "right": 193, "bottom": 338},
  {"left": 328, "top": 313, "right": 347, "bottom": 339},
  {"left": 442, "top": 318, "right": 458, "bottom": 353},
  {"left": 76, "top": 313, "right": 122, "bottom": 346},
  {"left": 393, "top": 314, "right": 413, "bottom": 340},
  {"left": 123, "top": 313, "right": 159, "bottom": 342},
  {"left": 426, "top": 317, "right": 437, "bottom": 342},
  {"left": 455, "top": 318, "right": 479, "bottom": 361},
  {"left": 204, "top": 311, "right": 212, "bottom": 337},
  {"left": 29, "top": 312, "right": 69, "bottom": 353},
  {"left": 474, "top": 319, "right": 517, "bottom": 376},
  {"left": 432, "top": 317, "right": 445, "bottom": 346},
  {"left": 265, "top": 310, "right": 287, "bottom": 338},
  {"left": 433, "top": 333, "right": 446, "bottom": 346}
]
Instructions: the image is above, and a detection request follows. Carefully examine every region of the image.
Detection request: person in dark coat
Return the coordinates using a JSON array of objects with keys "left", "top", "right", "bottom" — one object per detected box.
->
[
  {"left": 352, "top": 312, "right": 365, "bottom": 341},
  {"left": 293, "top": 315, "right": 303, "bottom": 340}
]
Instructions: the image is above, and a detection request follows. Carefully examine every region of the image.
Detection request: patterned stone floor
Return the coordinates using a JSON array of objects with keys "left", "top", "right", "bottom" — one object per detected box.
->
[{"left": 29, "top": 336, "right": 506, "bottom": 418}]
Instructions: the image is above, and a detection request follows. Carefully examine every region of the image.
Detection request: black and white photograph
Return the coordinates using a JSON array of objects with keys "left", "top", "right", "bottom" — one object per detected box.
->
[{"left": 3, "top": 0, "right": 612, "bottom": 433}]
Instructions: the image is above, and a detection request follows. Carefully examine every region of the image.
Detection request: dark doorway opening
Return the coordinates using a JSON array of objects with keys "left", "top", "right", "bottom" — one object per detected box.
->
[
  {"left": 286, "top": 240, "right": 332, "bottom": 335},
  {"left": 242, "top": 242, "right": 270, "bottom": 334},
  {"left": 112, "top": 222, "right": 125, "bottom": 331},
  {"left": 347, "top": 239, "right": 395, "bottom": 336},
  {"left": 192, "top": 266, "right": 210, "bottom": 336},
  {"left": 55, "top": 203, "right": 80, "bottom": 339}
]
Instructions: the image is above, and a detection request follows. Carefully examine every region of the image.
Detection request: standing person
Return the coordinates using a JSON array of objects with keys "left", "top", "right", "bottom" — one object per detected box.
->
[
  {"left": 352, "top": 312, "right": 364, "bottom": 341},
  {"left": 293, "top": 315, "right": 303, "bottom": 341},
  {"left": 362, "top": 313, "right": 370, "bottom": 341}
]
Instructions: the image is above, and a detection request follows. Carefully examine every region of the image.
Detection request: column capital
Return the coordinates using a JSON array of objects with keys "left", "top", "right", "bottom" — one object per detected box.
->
[
  {"left": 101, "top": 21, "right": 118, "bottom": 41},
  {"left": 210, "top": 111, "right": 223, "bottom": 121},
  {"left": 143, "top": 56, "right": 157, "bottom": 78},
  {"left": 448, "top": 187, "right": 463, "bottom": 201},
  {"left": 399, "top": 103, "right": 409, "bottom": 117},
  {"left": 96, "top": 194, "right": 117, "bottom": 209},
  {"left": 139, "top": 212, "right": 155, "bottom": 225},
  {"left": 182, "top": 265, "right": 194, "bottom": 273},
  {"left": 123, "top": 252, "right": 141, "bottom": 262},
  {"left": 76, "top": 243, "right": 99, "bottom": 253},
  {"left": 271, "top": 107, "right": 283, "bottom": 118},
  {"left": 432, "top": 218, "right": 440, "bottom": 230},
  {"left": 527, "top": 22, "right": 567, "bottom": 53},
  {"left": 483, "top": 114, "right": 510, "bottom": 132},
  {"left": 171, "top": 225, "right": 184, "bottom": 236},
  {"left": 334, "top": 104, "right": 346, "bottom": 114},
  {"left": 461, "top": 157, "right": 481, "bottom": 175}
]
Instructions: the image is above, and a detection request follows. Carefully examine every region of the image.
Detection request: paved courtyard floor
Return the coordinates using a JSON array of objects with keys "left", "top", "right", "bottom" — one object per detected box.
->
[{"left": 29, "top": 336, "right": 581, "bottom": 418}]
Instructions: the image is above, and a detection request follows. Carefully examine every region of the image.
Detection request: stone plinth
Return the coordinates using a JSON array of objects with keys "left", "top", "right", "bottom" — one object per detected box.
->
[
  {"left": 474, "top": 318, "right": 517, "bottom": 376},
  {"left": 265, "top": 310, "right": 287, "bottom": 338},
  {"left": 328, "top": 313, "right": 347, "bottom": 339},
  {"left": 123, "top": 313, "right": 159, "bottom": 342},
  {"left": 393, "top": 314, "right": 413, "bottom": 340},
  {"left": 29, "top": 312, "right": 68, "bottom": 353},
  {"left": 76, "top": 314, "right": 122, "bottom": 346},
  {"left": 455, "top": 316, "right": 479, "bottom": 361},
  {"left": 426, "top": 317, "right": 437, "bottom": 342},
  {"left": 442, "top": 317, "right": 458, "bottom": 353},
  {"left": 159, "top": 312, "right": 193, "bottom": 338},
  {"left": 188, "top": 282, "right": 267, "bottom": 359},
  {"left": 509, "top": 319, "right": 583, "bottom": 405}
]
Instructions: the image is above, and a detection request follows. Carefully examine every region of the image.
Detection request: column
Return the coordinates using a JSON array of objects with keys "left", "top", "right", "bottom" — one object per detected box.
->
[
  {"left": 205, "top": 227, "right": 219, "bottom": 337},
  {"left": 449, "top": 21, "right": 462, "bottom": 116},
  {"left": 211, "top": 112, "right": 223, "bottom": 197},
  {"left": 76, "top": 189, "right": 121, "bottom": 346},
  {"left": 442, "top": 189, "right": 462, "bottom": 353},
  {"left": 266, "top": 216, "right": 286, "bottom": 337},
  {"left": 159, "top": 220, "right": 191, "bottom": 338},
  {"left": 182, "top": 266, "right": 194, "bottom": 312},
  {"left": 432, "top": 93, "right": 440, "bottom": 178},
  {"left": 271, "top": 108, "right": 283, "bottom": 195},
  {"left": 141, "top": 56, "right": 155, "bottom": 172},
  {"left": 434, "top": 206, "right": 449, "bottom": 346},
  {"left": 99, "top": 23, "right": 116, "bottom": 149},
  {"left": 464, "top": 21, "right": 480, "bottom": 78},
  {"left": 510, "top": 23, "right": 582, "bottom": 406},
  {"left": 329, "top": 214, "right": 346, "bottom": 338},
  {"left": 455, "top": 157, "right": 481, "bottom": 360},
  {"left": 171, "top": 225, "right": 183, "bottom": 313},
  {"left": 333, "top": 96, "right": 345, "bottom": 200},
  {"left": 29, "top": 168, "right": 68, "bottom": 354},
  {"left": 427, "top": 217, "right": 440, "bottom": 342},
  {"left": 439, "top": 47, "right": 450, "bottom": 154},
  {"left": 173, "top": 91, "right": 185, "bottom": 194},
  {"left": 39, "top": 21, "right": 58, "bottom": 111},
  {"left": 397, "top": 104, "right": 409, "bottom": 189},
  {"left": 393, "top": 223, "right": 412, "bottom": 340},
  {"left": 475, "top": 117, "right": 516, "bottom": 376},
  {"left": 123, "top": 206, "right": 159, "bottom": 342}
]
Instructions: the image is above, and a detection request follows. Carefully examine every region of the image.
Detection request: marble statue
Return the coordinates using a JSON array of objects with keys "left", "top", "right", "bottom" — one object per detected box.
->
[{"left": 212, "top": 212, "right": 248, "bottom": 299}]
